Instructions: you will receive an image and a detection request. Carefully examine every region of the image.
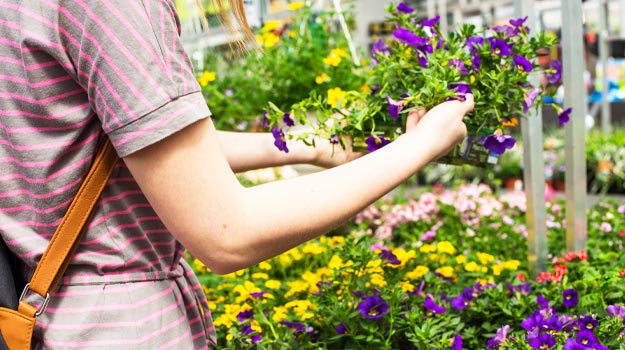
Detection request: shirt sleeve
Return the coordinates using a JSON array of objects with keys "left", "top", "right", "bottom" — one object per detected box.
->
[{"left": 59, "top": 0, "right": 210, "bottom": 157}]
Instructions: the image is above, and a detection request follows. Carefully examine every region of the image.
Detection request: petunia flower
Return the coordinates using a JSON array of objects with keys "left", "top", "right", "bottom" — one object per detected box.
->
[
  {"left": 486, "top": 325, "right": 510, "bottom": 349},
  {"left": 370, "top": 39, "right": 390, "bottom": 65},
  {"left": 357, "top": 295, "right": 389, "bottom": 319},
  {"left": 282, "top": 113, "right": 294, "bottom": 126},
  {"left": 393, "top": 27, "right": 426, "bottom": 47},
  {"left": 558, "top": 107, "right": 572, "bottom": 125},
  {"left": 451, "top": 288, "right": 473, "bottom": 310},
  {"left": 387, "top": 96, "right": 404, "bottom": 119},
  {"left": 492, "top": 24, "right": 519, "bottom": 38},
  {"left": 272, "top": 127, "right": 289, "bottom": 153},
  {"left": 424, "top": 296, "right": 447, "bottom": 315},
  {"left": 528, "top": 333, "right": 556, "bottom": 349},
  {"left": 379, "top": 249, "right": 401, "bottom": 265},
  {"left": 466, "top": 36, "right": 484, "bottom": 51},
  {"left": 488, "top": 37, "right": 512, "bottom": 56},
  {"left": 449, "top": 59, "right": 469, "bottom": 75},
  {"left": 577, "top": 315, "right": 598, "bottom": 331},
  {"left": 606, "top": 304, "right": 625, "bottom": 319},
  {"left": 365, "top": 135, "right": 391, "bottom": 152},
  {"left": 521, "top": 311, "right": 544, "bottom": 331},
  {"left": 451, "top": 334, "right": 463, "bottom": 350},
  {"left": 513, "top": 55, "right": 533, "bottom": 73},
  {"left": 562, "top": 289, "right": 578, "bottom": 307},
  {"left": 523, "top": 87, "right": 540, "bottom": 113},
  {"left": 546, "top": 60, "right": 562, "bottom": 84},
  {"left": 449, "top": 83, "right": 472, "bottom": 101},
  {"left": 510, "top": 16, "right": 528, "bottom": 28},
  {"left": 563, "top": 338, "right": 592, "bottom": 350},
  {"left": 280, "top": 321, "right": 310, "bottom": 334},
  {"left": 575, "top": 330, "right": 598, "bottom": 348},
  {"left": 335, "top": 323, "right": 348, "bottom": 335},
  {"left": 397, "top": 2, "right": 414, "bottom": 13},
  {"left": 483, "top": 131, "right": 516, "bottom": 155},
  {"left": 471, "top": 52, "right": 481, "bottom": 70},
  {"left": 422, "top": 15, "right": 440, "bottom": 28},
  {"left": 261, "top": 111, "right": 270, "bottom": 128},
  {"left": 237, "top": 310, "right": 254, "bottom": 322}
]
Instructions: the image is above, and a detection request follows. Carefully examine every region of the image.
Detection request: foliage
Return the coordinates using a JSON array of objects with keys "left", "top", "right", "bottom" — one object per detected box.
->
[
  {"left": 189, "top": 184, "right": 625, "bottom": 349},
  {"left": 196, "top": 2, "right": 367, "bottom": 131},
  {"left": 263, "top": 2, "right": 566, "bottom": 159}
]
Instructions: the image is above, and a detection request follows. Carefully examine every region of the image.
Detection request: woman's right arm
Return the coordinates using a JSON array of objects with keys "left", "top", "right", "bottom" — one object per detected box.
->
[{"left": 122, "top": 96, "right": 472, "bottom": 275}]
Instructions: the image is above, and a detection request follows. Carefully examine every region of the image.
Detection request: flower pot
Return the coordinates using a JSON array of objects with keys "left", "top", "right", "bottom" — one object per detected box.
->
[
  {"left": 436, "top": 130, "right": 499, "bottom": 168},
  {"left": 553, "top": 179, "right": 565, "bottom": 192},
  {"left": 504, "top": 177, "right": 524, "bottom": 191}
]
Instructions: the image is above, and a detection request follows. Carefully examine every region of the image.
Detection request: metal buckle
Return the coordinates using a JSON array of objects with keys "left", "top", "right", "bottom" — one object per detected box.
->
[{"left": 19, "top": 283, "right": 51, "bottom": 317}]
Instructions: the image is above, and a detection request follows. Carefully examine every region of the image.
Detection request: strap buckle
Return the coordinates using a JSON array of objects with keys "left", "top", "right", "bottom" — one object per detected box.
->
[{"left": 19, "top": 283, "right": 51, "bottom": 317}]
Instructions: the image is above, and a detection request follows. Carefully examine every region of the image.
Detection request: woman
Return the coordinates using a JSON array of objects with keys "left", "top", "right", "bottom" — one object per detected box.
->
[{"left": 0, "top": 0, "right": 471, "bottom": 348}]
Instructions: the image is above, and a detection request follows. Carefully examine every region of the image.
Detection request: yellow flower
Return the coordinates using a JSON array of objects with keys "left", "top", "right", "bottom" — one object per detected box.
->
[
  {"left": 315, "top": 73, "right": 331, "bottom": 84},
  {"left": 287, "top": 2, "right": 305, "bottom": 10},
  {"left": 323, "top": 54, "right": 342, "bottom": 67},
  {"left": 491, "top": 264, "right": 504, "bottom": 276},
  {"left": 477, "top": 252, "right": 495, "bottom": 265},
  {"left": 258, "top": 261, "right": 272, "bottom": 271},
  {"left": 272, "top": 306, "right": 288, "bottom": 322},
  {"left": 197, "top": 71, "right": 216, "bottom": 87},
  {"left": 301, "top": 242, "right": 325, "bottom": 255},
  {"left": 331, "top": 48, "right": 349, "bottom": 58},
  {"left": 265, "top": 279, "right": 282, "bottom": 289},
  {"left": 437, "top": 241, "right": 457, "bottom": 255},
  {"left": 369, "top": 273, "right": 387, "bottom": 288},
  {"left": 328, "top": 255, "right": 344, "bottom": 270},
  {"left": 193, "top": 258, "right": 210, "bottom": 274},
  {"left": 262, "top": 20, "right": 282, "bottom": 32},
  {"left": 406, "top": 265, "right": 429, "bottom": 280},
  {"left": 456, "top": 255, "right": 467, "bottom": 264},
  {"left": 327, "top": 87, "right": 346, "bottom": 107},
  {"left": 285, "top": 300, "right": 315, "bottom": 320},
  {"left": 252, "top": 272, "right": 269, "bottom": 280},
  {"left": 285, "top": 280, "right": 309, "bottom": 298},
  {"left": 250, "top": 320, "right": 262, "bottom": 333},
  {"left": 391, "top": 248, "right": 416, "bottom": 267},
  {"left": 226, "top": 334, "right": 233, "bottom": 341},
  {"left": 464, "top": 261, "right": 481, "bottom": 272},
  {"left": 258, "top": 32, "right": 280, "bottom": 48},
  {"left": 503, "top": 260, "right": 521, "bottom": 270},
  {"left": 359, "top": 83, "right": 370, "bottom": 93},
  {"left": 400, "top": 281, "right": 415, "bottom": 293},
  {"left": 288, "top": 30, "right": 297, "bottom": 38},
  {"left": 328, "top": 236, "right": 345, "bottom": 248},
  {"left": 419, "top": 244, "right": 436, "bottom": 253},
  {"left": 435, "top": 266, "right": 455, "bottom": 279}
]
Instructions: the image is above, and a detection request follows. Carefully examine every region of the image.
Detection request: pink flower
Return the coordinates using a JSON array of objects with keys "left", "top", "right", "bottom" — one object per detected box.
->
[{"left": 600, "top": 222, "right": 613, "bottom": 233}]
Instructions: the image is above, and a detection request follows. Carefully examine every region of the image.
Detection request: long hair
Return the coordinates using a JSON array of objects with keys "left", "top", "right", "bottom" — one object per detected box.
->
[{"left": 194, "top": 0, "right": 256, "bottom": 51}]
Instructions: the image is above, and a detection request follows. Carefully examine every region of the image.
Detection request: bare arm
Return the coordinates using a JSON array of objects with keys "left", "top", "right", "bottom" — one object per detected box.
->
[{"left": 123, "top": 97, "right": 472, "bottom": 274}]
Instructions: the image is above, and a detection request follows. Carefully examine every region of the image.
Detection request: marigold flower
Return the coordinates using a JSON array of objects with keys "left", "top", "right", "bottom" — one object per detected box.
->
[
  {"left": 327, "top": 87, "right": 346, "bottom": 106},
  {"left": 197, "top": 71, "right": 216, "bottom": 87},
  {"left": 287, "top": 2, "right": 304, "bottom": 11},
  {"left": 315, "top": 73, "right": 331, "bottom": 84},
  {"left": 437, "top": 241, "right": 457, "bottom": 255}
]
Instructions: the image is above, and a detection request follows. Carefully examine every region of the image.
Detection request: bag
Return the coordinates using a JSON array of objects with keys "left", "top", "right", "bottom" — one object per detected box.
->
[
  {"left": 0, "top": 238, "right": 22, "bottom": 350},
  {"left": 0, "top": 138, "right": 118, "bottom": 350}
]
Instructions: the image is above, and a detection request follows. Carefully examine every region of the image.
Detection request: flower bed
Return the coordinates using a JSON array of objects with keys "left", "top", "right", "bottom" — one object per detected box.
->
[{"left": 189, "top": 184, "right": 625, "bottom": 349}]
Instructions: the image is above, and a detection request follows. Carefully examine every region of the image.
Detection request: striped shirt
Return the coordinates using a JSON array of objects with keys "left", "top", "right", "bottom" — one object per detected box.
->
[{"left": 0, "top": 0, "right": 216, "bottom": 348}]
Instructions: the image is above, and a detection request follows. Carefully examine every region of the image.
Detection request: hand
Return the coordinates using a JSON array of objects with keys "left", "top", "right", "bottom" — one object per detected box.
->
[
  {"left": 408, "top": 94, "right": 473, "bottom": 159},
  {"left": 309, "top": 135, "right": 363, "bottom": 168}
]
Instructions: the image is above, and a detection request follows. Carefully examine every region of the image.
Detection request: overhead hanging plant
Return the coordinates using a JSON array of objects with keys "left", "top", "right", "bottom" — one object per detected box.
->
[{"left": 263, "top": 2, "right": 570, "bottom": 166}]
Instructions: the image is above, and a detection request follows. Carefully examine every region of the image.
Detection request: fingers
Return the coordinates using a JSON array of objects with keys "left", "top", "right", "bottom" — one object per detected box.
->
[{"left": 406, "top": 108, "right": 426, "bottom": 132}]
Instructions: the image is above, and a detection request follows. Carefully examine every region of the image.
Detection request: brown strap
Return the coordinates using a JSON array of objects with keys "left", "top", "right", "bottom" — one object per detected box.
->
[{"left": 18, "top": 137, "right": 118, "bottom": 318}]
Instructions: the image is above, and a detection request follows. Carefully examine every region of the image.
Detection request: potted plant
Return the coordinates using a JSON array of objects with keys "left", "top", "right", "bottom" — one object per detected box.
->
[{"left": 263, "top": 2, "right": 571, "bottom": 167}]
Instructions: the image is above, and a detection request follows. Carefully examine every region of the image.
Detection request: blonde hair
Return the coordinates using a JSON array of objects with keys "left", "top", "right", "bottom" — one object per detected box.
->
[{"left": 194, "top": 0, "right": 256, "bottom": 51}]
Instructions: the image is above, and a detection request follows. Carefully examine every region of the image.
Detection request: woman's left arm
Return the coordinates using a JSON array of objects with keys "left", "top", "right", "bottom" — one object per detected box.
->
[{"left": 216, "top": 130, "right": 360, "bottom": 172}]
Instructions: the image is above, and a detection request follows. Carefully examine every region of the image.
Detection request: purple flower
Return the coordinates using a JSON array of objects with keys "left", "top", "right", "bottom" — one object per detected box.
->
[
  {"left": 451, "top": 288, "right": 473, "bottom": 310},
  {"left": 250, "top": 291, "right": 267, "bottom": 298},
  {"left": 546, "top": 60, "right": 562, "bottom": 85},
  {"left": 576, "top": 330, "right": 598, "bottom": 348},
  {"left": 261, "top": 111, "right": 270, "bottom": 128},
  {"left": 370, "top": 39, "right": 390, "bottom": 65},
  {"left": 506, "top": 282, "right": 532, "bottom": 296},
  {"left": 528, "top": 333, "right": 556, "bottom": 349},
  {"left": 537, "top": 295, "right": 550, "bottom": 310},
  {"left": 486, "top": 325, "right": 510, "bottom": 349},
  {"left": 564, "top": 338, "right": 593, "bottom": 350},
  {"left": 417, "top": 54, "right": 428, "bottom": 68},
  {"left": 449, "top": 59, "right": 469, "bottom": 75},
  {"left": 606, "top": 304, "right": 625, "bottom": 319},
  {"left": 523, "top": 87, "right": 540, "bottom": 113},
  {"left": 492, "top": 24, "right": 519, "bottom": 38},
  {"left": 483, "top": 132, "right": 516, "bottom": 155},
  {"left": 224, "top": 88, "right": 234, "bottom": 96},
  {"left": 541, "top": 314, "right": 563, "bottom": 333},
  {"left": 514, "top": 55, "right": 533, "bottom": 73},
  {"left": 397, "top": 2, "right": 414, "bottom": 13},
  {"left": 510, "top": 16, "right": 528, "bottom": 28},
  {"left": 488, "top": 37, "right": 512, "bottom": 56},
  {"left": 365, "top": 135, "right": 391, "bottom": 152},
  {"left": 451, "top": 333, "right": 463, "bottom": 350},
  {"left": 241, "top": 324, "right": 255, "bottom": 335},
  {"left": 272, "top": 127, "right": 289, "bottom": 153},
  {"left": 282, "top": 113, "right": 294, "bottom": 126},
  {"left": 280, "top": 321, "right": 308, "bottom": 334},
  {"left": 577, "top": 315, "right": 598, "bottom": 331},
  {"left": 466, "top": 36, "right": 484, "bottom": 51},
  {"left": 449, "top": 83, "right": 472, "bottom": 101},
  {"left": 422, "top": 15, "right": 440, "bottom": 28},
  {"left": 424, "top": 296, "right": 447, "bottom": 315},
  {"left": 558, "top": 107, "right": 572, "bottom": 125},
  {"left": 471, "top": 52, "right": 481, "bottom": 70},
  {"left": 335, "top": 323, "right": 348, "bottom": 335},
  {"left": 357, "top": 295, "right": 389, "bottom": 319},
  {"left": 562, "top": 289, "right": 578, "bottom": 307},
  {"left": 379, "top": 249, "right": 401, "bottom": 265},
  {"left": 387, "top": 96, "right": 404, "bottom": 119},
  {"left": 521, "top": 311, "right": 544, "bottom": 331},
  {"left": 393, "top": 28, "right": 425, "bottom": 47},
  {"left": 251, "top": 334, "right": 262, "bottom": 343},
  {"left": 237, "top": 310, "right": 254, "bottom": 322},
  {"left": 330, "top": 134, "right": 340, "bottom": 144}
]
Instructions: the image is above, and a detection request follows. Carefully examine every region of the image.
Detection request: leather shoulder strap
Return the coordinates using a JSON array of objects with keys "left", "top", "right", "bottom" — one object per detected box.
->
[{"left": 18, "top": 137, "right": 118, "bottom": 317}]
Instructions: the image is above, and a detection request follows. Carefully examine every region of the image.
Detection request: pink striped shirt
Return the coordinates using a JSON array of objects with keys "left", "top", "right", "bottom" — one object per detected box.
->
[{"left": 0, "top": 0, "right": 216, "bottom": 348}]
